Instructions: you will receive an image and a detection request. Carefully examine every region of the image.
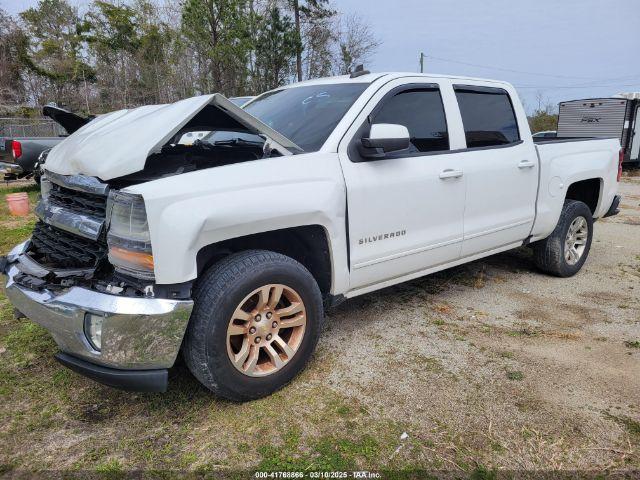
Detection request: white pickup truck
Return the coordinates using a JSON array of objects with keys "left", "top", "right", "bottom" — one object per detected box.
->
[{"left": 1, "top": 72, "right": 622, "bottom": 401}]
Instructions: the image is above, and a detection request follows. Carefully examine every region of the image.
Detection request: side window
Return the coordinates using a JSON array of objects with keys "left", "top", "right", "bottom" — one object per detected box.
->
[
  {"left": 454, "top": 86, "right": 520, "bottom": 148},
  {"left": 373, "top": 88, "right": 449, "bottom": 153}
]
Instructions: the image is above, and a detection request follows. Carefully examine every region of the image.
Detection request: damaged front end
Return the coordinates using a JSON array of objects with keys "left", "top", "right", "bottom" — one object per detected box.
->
[
  {"left": 14, "top": 171, "right": 160, "bottom": 297},
  {"left": 9, "top": 93, "right": 294, "bottom": 294},
  {"left": 1, "top": 171, "right": 193, "bottom": 390},
  {"left": 0, "top": 93, "right": 303, "bottom": 391}
]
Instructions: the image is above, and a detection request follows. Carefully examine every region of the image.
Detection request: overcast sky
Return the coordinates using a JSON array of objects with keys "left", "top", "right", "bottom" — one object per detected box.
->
[{"left": 3, "top": 0, "right": 638, "bottom": 113}]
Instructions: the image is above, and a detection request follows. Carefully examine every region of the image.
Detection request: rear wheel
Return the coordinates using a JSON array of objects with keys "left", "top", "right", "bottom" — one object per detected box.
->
[
  {"left": 183, "top": 250, "right": 323, "bottom": 401},
  {"left": 533, "top": 200, "right": 593, "bottom": 277}
]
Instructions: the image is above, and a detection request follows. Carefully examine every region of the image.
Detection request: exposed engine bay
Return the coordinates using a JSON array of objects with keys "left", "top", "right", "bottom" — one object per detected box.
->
[
  {"left": 109, "top": 104, "right": 283, "bottom": 187},
  {"left": 41, "top": 93, "right": 299, "bottom": 181}
]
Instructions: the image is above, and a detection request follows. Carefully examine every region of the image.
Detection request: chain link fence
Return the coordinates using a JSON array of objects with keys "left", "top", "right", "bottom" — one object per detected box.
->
[{"left": 0, "top": 117, "right": 65, "bottom": 138}]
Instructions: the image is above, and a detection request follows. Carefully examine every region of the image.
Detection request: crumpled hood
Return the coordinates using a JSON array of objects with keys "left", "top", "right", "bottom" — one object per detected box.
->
[{"left": 44, "top": 94, "right": 300, "bottom": 181}]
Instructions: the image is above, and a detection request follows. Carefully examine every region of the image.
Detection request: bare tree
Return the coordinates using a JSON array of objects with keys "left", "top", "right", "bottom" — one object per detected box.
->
[
  {"left": 334, "top": 13, "right": 379, "bottom": 75},
  {"left": 302, "top": 12, "right": 334, "bottom": 79},
  {"left": 0, "top": 8, "right": 27, "bottom": 110},
  {"left": 4, "top": 0, "right": 382, "bottom": 115},
  {"left": 292, "top": 0, "right": 302, "bottom": 81}
]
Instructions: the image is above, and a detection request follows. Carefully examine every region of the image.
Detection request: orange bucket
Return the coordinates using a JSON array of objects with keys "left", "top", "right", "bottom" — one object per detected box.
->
[{"left": 6, "top": 192, "right": 30, "bottom": 217}]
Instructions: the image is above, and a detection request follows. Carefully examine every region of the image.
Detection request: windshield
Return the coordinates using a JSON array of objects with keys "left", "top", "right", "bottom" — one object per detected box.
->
[{"left": 244, "top": 83, "right": 369, "bottom": 152}]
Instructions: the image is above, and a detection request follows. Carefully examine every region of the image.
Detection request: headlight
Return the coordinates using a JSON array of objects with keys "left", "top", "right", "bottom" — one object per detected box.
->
[
  {"left": 107, "top": 191, "right": 154, "bottom": 280},
  {"left": 40, "top": 176, "right": 52, "bottom": 201}
]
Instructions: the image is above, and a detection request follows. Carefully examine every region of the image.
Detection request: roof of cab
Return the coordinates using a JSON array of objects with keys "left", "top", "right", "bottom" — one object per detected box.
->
[{"left": 276, "top": 71, "right": 512, "bottom": 89}]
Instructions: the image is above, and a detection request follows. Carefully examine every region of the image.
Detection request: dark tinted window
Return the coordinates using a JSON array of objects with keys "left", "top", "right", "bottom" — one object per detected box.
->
[
  {"left": 454, "top": 86, "right": 520, "bottom": 148},
  {"left": 373, "top": 88, "right": 449, "bottom": 153},
  {"left": 244, "top": 83, "right": 368, "bottom": 152}
]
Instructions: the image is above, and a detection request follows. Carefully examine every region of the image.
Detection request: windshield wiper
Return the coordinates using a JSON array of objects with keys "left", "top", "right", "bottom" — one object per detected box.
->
[{"left": 208, "top": 138, "right": 264, "bottom": 147}]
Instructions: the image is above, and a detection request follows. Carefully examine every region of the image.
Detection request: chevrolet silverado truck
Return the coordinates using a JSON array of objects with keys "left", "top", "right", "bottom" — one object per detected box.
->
[{"left": 0, "top": 72, "right": 622, "bottom": 401}]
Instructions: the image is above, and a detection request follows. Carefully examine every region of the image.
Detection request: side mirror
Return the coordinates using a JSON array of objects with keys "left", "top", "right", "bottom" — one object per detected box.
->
[{"left": 358, "top": 123, "right": 410, "bottom": 160}]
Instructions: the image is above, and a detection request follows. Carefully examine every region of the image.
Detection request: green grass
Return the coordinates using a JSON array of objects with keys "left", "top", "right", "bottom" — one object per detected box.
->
[
  {"left": 505, "top": 370, "right": 524, "bottom": 381},
  {"left": 0, "top": 222, "right": 35, "bottom": 253},
  {"left": 0, "top": 183, "right": 39, "bottom": 194},
  {"left": 624, "top": 340, "right": 640, "bottom": 349},
  {"left": 606, "top": 413, "right": 640, "bottom": 443},
  {"left": 508, "top": 325, "right": 541, "bottom": 338},
  {"left": 94, "top": 458, "right": 125, "bottom": 478},
  {"left": 0, "top": 182, "right": 38, "bottom": 254},
  {"left": 257, "top": 433, "right": 380, "bottom": 471}
]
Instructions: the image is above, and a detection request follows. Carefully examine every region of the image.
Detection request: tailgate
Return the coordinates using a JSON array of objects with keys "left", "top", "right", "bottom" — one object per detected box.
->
[{"left": 1, "top": 138, "right": 15, "bottom": 164}]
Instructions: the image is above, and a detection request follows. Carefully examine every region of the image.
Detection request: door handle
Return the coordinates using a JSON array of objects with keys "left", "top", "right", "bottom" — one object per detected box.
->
[
  {"left": 518, "top": 160, "right": 536, "bottom": 169},
  {"left": 439, "top": 169, "right": 463, "bottom": 179}
]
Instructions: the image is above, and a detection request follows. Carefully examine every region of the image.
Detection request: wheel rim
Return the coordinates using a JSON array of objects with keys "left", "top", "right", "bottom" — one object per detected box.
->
[
  {"left": 226, "top": 284, "right": 307, "bottom": 377},
  {"left": 564, "top": 216, "right": 588, "bottom": 265}
]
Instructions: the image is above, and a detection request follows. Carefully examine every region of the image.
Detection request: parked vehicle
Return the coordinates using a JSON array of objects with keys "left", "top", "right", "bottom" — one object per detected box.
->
[
  {"left": 557, "top": 93, "right": 639, "bottom": 166},
  {"left": 532, "top": 130, "right": 556, "bottom": 138},
  {"left": 0, "top": 106, "right": 91, "bottom": 182},
  {"left": 1, "top": 72, "right": 622, "bottom": 400}
]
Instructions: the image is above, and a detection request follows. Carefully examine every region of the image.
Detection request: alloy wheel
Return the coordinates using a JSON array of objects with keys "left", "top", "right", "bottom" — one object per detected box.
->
[
  {"left": 564, "top": 216, "right": 588, "bottom": 265},
  {"left": 226, "top": 284, "right": 307, "bottom": 377}
]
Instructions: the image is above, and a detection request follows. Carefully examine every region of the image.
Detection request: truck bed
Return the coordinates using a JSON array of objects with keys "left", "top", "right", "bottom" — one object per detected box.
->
[
  {"left": 532, "top": 136, "right": 617, "bottom": 144},
  {"left": 530, "top": 136, "right": 621, "bottom": 240}
]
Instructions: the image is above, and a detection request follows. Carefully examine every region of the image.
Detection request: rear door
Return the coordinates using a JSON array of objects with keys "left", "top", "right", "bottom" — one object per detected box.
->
[
  {"left": 338, "top": 78, "right": 467, "bottom": 291},
  {"left": 452, "top": 85, "right": 539, "bottom": 257}
]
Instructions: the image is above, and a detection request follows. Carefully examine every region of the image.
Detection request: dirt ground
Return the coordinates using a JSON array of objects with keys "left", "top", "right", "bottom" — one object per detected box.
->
[
  {"left": 323, "top": 174, "right": 640, "bottom": 471},
  {"left": 0, "top": 175, "right": 639, "bottom": 477}
]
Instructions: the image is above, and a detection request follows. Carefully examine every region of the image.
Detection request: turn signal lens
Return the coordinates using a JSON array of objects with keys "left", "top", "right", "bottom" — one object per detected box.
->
[{"left": 109, "top": 246, "right": 154, "bottom": 271}]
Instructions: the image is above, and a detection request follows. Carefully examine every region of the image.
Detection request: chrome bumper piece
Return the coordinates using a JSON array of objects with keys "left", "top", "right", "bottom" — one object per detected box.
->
[
  {"left": 2, "top": 243, "right": 193, "bottom": 371},
  {"left": 0, "top": 161, "right": 24, "bottom": 175}
]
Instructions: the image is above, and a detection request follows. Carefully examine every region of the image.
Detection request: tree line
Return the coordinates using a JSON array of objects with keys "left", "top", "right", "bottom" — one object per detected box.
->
[{"left": 0, "top": 0, "right": 379, "bottom": 116}]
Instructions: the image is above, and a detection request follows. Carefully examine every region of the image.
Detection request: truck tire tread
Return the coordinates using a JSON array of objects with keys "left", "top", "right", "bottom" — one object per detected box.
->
[
  {"left": 183, "top": 249, "right": 323, "bottom": 401},
  {"left": 533, "top": 199, "right": 593, "bottom": 277}
]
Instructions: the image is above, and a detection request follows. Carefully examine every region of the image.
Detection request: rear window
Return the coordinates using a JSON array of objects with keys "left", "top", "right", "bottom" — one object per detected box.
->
[{"left": 454, "top": 86, "right": 520, "bottom": 148}]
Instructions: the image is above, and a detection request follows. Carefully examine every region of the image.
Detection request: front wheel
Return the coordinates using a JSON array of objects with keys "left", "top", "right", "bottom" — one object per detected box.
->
[
  {"left": 183, "top": 250, "right": 324, "bottom": 401},
  {"left": 533, "top": 200, "right": 594, "bottom": 277}
]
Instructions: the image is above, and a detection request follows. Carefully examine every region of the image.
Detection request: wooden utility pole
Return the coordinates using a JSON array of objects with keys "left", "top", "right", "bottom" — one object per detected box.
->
[{"left": 419, "top": 52, "right": 425, "bottom": 73}]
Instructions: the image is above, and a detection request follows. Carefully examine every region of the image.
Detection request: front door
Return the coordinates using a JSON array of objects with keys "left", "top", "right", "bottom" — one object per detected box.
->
[{"left": 338, "top": 82, "right": 466, "bottom": 292}]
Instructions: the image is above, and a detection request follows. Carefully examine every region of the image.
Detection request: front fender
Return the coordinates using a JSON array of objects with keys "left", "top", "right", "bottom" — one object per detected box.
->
[{"left": 127, "top": 153, "right": 348, "bottom": 292}]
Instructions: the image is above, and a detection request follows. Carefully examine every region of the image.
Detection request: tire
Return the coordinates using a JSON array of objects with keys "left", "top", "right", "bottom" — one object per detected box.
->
[
  {"left": 183, "top": 250, "right": 324, "bottom": 401},
  {"left": 533, "top": 200, "right": 594, "bottom": 277}
]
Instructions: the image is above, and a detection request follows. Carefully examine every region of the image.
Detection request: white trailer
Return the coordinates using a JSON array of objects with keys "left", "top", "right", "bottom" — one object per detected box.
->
[{"left": 557, "top": 93, "right": 640, "bottom": 166}]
